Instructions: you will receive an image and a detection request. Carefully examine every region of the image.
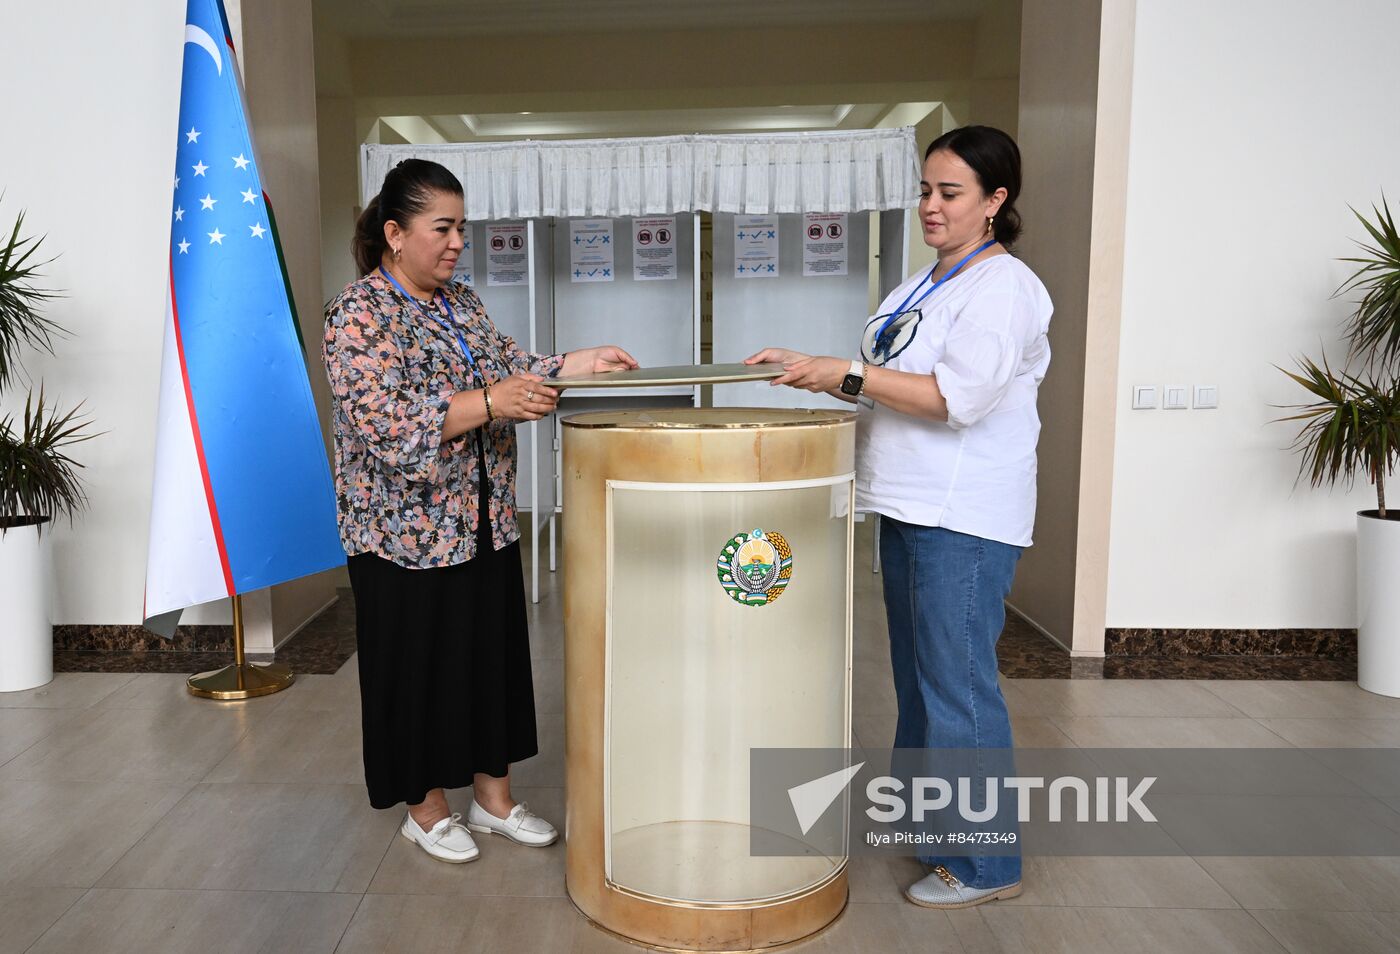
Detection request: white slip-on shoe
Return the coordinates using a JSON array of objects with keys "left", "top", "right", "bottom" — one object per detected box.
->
[
  {"left": 904, "top": 865, "right": 1022, "bottom": 909},
  {"left": 466, "top": 800, "right": 559, "bottom": 847},
  {"left": 400, "top": 812, "right": 480, "bottom": 863}
]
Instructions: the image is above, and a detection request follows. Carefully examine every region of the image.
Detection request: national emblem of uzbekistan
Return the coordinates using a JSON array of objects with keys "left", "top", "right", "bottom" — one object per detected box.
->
[{"left": 716, "top": 528, "right": 793, "bottom": 606}]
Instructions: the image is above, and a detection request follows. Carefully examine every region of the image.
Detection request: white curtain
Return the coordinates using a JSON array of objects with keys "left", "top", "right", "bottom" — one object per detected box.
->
[
  {"left": 360, "top": 128, "right": 919, "bottom": 220},
  {"left": 771, "top": 139, "right": 801, "bottom": 213}
]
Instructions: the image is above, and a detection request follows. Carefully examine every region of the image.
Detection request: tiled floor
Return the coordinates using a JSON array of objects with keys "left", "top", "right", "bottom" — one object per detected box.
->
[{"left": 4, "top": 524, "right": 1400, "bottom": 953}]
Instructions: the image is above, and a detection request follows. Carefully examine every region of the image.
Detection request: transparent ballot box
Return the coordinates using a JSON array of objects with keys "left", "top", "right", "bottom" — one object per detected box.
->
[{"left": 561, "top": 408, "right": 855, "bottom": 952}]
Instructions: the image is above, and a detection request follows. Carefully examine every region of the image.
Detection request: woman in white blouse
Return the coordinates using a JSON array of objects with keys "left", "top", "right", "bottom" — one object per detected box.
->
[{"left": 748, "top": 125, "right": 1052, "bottom": 909}]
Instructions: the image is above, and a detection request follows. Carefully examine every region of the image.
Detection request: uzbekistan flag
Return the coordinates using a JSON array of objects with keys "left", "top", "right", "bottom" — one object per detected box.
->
[{"left": 143, "top": 0, "right": 343, "bottom": 635}]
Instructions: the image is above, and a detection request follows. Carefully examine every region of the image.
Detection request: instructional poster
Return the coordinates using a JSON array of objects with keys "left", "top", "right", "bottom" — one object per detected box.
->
[
  {"left": 632, "top": 216, "right": 678, "bottom": 281},
  {"left": 802, "top": 213, "right": 849, "bottom": 277},
  {"left": 485, "top": 223, "right": 528, "bottom": 287},
  {"left": 734, "top": 215, "right": 779, "bottom": 278},
  {"left": 569, "top": 218, "right": 614, "bottom": 283},
  {"left": 451, "top": 225, "right": 475, "bottom": 285}
]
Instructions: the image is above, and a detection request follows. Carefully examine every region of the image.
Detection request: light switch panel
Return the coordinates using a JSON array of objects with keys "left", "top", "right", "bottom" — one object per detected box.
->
[
  {"left": 1194, "top": 385, "right": 1218, "bottom": 409},
  {"left": 1163, "top": 385, "right": 1189, "bottom": 410},
  {"left": 1132, "top": 385, "right": 1157, "bottom": 409}
]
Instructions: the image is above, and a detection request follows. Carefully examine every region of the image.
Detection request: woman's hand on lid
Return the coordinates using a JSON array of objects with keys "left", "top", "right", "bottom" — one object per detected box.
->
[
  {"left": 561, "top": 346, "right": 639, "bottom": 377},
  {"left": 770, "top": 355, "right": 848, "bottom": 393},
  {"left": 493, "top": 373, "right": 559, "bottom": 421},
  {"left": 589, "top": 345, "right": 639, "bottom": 373},
  {"left": 744, "top": 347, "right": 809, "bottom": 366}
]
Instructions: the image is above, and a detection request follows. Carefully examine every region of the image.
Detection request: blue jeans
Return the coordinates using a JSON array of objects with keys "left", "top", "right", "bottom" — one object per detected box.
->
[{"left": 879, "top": 516, "right": 1022, "bottom": 887}]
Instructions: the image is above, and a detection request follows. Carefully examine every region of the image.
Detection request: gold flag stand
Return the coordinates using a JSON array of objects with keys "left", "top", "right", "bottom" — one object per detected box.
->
[{"left": 187, "top": 594, "right": 295, "bottom": 699}]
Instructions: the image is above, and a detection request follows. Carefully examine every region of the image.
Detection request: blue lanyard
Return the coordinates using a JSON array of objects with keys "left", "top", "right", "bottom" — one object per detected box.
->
[
  {"left": 874, "top": 240, "right": 997, "bottom": 349},
  {"left": 378, "top": 266, "right": 481, "bottom": 380}
]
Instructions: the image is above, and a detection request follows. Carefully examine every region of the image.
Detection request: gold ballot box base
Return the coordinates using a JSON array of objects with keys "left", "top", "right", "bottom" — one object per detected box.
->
[
  {"left": 575, "top": 882, "right": 849, "bottom": 954},
  {"left": 610, "top": 821, "right": 840, "bottom": 903},
  {"left": 186, "top": 661, "right": 294, "bottom": 700},
  {"left": 568, "top": 866, "right": 849, "bottom": 954}
]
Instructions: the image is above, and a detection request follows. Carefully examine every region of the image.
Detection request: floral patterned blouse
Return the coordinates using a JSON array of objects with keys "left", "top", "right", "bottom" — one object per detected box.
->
[{"left": 323, "top": 271, "right": 564, "bottom": 568}]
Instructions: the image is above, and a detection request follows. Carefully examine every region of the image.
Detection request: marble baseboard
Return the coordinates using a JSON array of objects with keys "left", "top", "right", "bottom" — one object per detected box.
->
[
  {"left": 53, "top": 591, "right": 356, "bottom": 677},
  {"left": 54, "top": 594, "right": 1358, "bottom": 682},
  {"left": 54, "top": 649, "right": 250, "bottom": 674},
  {"left": 1092, "top": 654, "right": 1356, "bottom": 680},
  {"left": 1105, "top": 628, "right": 1357, "bottom": 659},
  {"left": 53, "top": 624, "right": 235, "bottom": 652},
  {"left": 995, "top": 614, "right": 1357, "bottom": 680}
]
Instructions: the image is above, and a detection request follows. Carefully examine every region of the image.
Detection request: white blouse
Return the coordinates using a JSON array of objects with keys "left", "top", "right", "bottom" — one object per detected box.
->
[{"left": 855, "top": 254, "right": 1053, "bottom": 548}]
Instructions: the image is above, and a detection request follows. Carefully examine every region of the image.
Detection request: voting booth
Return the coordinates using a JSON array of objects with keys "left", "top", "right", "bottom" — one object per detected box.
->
[
  {"left": 560, "top": 403, "right": 856, "bottom": 951},
  {"left": 361, "top": 131, "right": 918, "bottom": 600}
]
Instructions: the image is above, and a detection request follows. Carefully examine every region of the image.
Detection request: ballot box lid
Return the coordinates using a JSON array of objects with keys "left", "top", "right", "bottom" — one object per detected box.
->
[
  {"left": 561, "top": 407, "right": 855, "bottom": 430},
  {"left": 545, "top": 362, "right": 786, "bottom": 390}
]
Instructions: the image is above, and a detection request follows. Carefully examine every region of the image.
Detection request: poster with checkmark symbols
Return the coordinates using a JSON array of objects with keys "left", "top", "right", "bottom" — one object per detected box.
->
[
  {"left": 734, "top": 215, "right": 779, "bottom": 278},
  {"left": 569, "top": 218, "right": 615, "bottom": 283}
]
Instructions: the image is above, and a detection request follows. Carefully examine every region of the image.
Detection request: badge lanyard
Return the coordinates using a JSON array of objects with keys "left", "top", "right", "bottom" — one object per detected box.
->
[
  {"left": 872, "top": 239, "right": 997, "bottom": 356},
  {"left": 378, "top": 266, "right": 482, "bottom": 382},
  {"left": 379, "top": 265, "right": 492, "bottom": 502}
]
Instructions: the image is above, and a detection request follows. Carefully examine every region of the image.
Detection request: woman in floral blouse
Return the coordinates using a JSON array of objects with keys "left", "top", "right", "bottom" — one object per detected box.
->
[{"left": 325, "top": 159, "right": 635, "bottom": 864}]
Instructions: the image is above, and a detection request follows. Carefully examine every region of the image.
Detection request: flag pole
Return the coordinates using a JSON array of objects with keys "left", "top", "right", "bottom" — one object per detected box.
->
[{"left": 186, "top": 593, "right": 295, "bottom": 699}]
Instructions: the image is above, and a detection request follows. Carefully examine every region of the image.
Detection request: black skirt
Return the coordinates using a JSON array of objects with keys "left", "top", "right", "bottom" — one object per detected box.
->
[{"left": 347, "top": 534, "right": 539, "bottom": 808}]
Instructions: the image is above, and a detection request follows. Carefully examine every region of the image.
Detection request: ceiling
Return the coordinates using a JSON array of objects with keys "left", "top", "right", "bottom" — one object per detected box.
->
[
  {"left": 319, "top": 0, "right": 983, "bottom": 38},
  {"left": 319, "top": 0, "right": 1008, "bottom": 144}
]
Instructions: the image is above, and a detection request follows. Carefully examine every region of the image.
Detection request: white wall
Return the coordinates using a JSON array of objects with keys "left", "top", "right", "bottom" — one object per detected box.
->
[
  {"left": 1106, "top": 0, "right": 1400, "bottom": 627},
  {"left": 0, "top": 0, "right": 332, "bottom": 632},
  {"left": 0, "top": 0, "right": 186, "bottom": 624}
]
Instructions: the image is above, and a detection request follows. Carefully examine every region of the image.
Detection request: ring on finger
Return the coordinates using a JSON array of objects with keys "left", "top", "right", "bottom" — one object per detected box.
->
[{"left": 526, "top": 389, "right": 534, "bottom": 400}]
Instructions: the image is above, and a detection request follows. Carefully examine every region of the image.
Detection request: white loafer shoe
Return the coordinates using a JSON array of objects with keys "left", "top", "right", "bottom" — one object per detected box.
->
[
  {"left": 466, "top": 801, "right": 558, "bottom": 847},
  {"left": 400, "top": 812, "right": 480, "bottom": 863},
  {"left": 905, "top": 865, "right": 1021, "bottom": 909}
]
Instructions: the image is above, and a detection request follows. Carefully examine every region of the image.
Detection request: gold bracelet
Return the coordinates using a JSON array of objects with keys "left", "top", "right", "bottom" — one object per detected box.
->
[{"left": 482, "top": 384, "right": 495, "bottom": 423}]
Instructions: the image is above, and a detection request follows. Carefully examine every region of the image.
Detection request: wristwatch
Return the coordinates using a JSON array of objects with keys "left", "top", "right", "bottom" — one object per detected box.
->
[{"left": 839, "top": 360, "right": 866, "bottom": 397}]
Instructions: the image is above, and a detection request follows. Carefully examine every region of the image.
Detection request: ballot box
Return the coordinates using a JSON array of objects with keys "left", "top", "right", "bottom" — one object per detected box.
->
[{"left": 560, "top": 407, "right": 855, "bottom": 951}]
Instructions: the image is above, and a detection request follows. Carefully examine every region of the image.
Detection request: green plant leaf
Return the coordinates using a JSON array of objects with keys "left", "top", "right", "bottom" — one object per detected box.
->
[
  {"left": 0, "top": 386, "right": 97, "bottom": 529},
  {"left": 0, "top": 205, "right": 65, "bottom": 392},
  {"left": 1340, "top": 197, "right": 1400, "bottom": 370},
  {"left": 1273, "top": 351, "right": 1400, "bottom": 510},
  {"left": 0, "top": 202, "right": 93, "bottom": 532}
]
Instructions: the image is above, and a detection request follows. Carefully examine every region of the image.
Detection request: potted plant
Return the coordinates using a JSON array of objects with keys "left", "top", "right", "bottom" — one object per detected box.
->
[
  {"left": 1279, "top": 198, "right": 1400, "bottom": 697},
  {"left": 0, "top": 205, "right": 92, "bottom": 692}
]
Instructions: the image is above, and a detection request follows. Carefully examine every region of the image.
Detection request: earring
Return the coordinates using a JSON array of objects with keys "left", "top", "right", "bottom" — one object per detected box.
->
[
  {"left": 392, "top": 246, "right": 401, "bottom": 260},
  {"left": 986, "top": 215, "right": 995, "bottom": 235}
]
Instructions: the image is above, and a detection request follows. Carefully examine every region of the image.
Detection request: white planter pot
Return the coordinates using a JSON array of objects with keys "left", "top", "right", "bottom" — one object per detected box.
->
[
  {"left": 0, "top": 519, "right": 54, "bottom": 693},
  {"left": 1357, "top": 510, "right": 1400, "bottom": 698}
]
